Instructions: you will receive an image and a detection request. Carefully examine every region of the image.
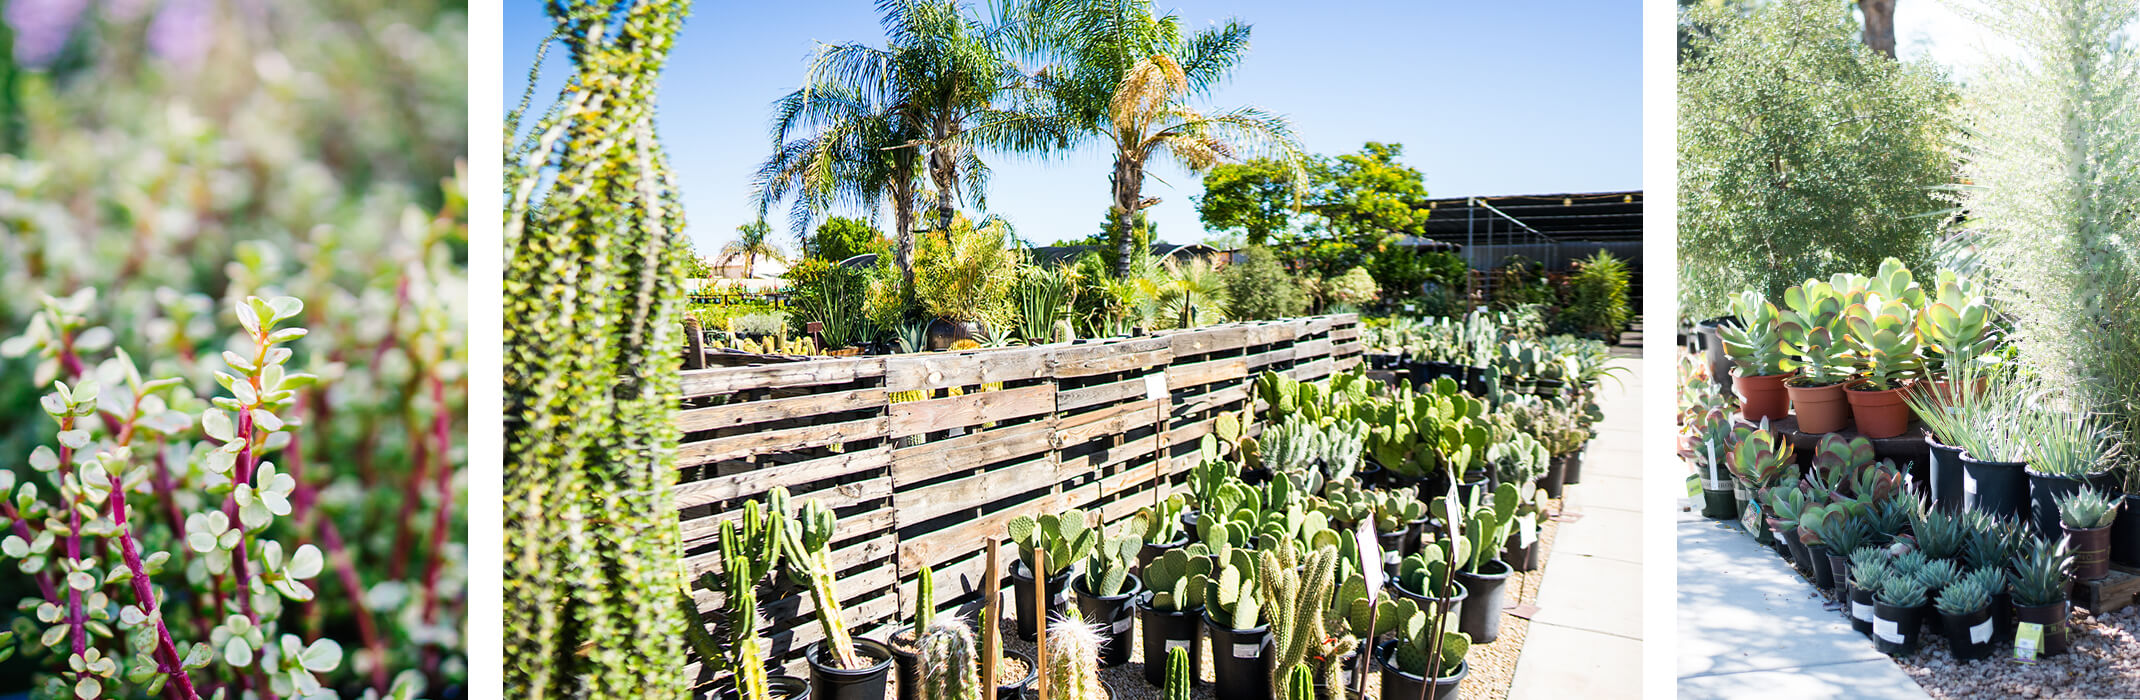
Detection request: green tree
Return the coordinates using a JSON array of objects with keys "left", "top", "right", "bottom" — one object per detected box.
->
[
  {"left": 722, "top": 219, "right": 787, "bottom": 278},
  {"left": 1677, "top": 0, "right": 1955, "bottom": 319},
  {"left": 805, "top": 216, "right": 890, "bottom": 261},
  {"left": 1196, "top": 156, "right": 1308, "bottom": 244},
  {"left": 1220, "top": 245, "right": 1308, "bottom": 321},
  {"left": 1021, "top": 0, "right": 1305, "bottom": 276},
  {"left": 503, "top": 0, "right": 693, "bottom": 695},
  {"left": 1311, "top": 142, "right": 1433, "bottom": 242}
]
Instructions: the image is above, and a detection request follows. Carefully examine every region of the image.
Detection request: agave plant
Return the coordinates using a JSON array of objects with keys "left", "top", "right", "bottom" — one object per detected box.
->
[{"left": 2009, "top": 536, "right": 2075, "bottom": 607}]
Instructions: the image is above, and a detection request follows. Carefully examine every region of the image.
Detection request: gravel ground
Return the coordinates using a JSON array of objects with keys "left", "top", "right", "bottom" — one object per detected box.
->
[{"left": 987, "top": 495, "right": 1570, "bottom": 700}]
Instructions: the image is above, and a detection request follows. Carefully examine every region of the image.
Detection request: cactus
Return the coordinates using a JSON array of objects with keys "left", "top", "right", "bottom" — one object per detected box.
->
[
  {"left": 1134, "top": 495, "right": 1189, "bottom": 545},
  {"left": 1084, "top": 532, "right": 1141, "bottom": 596},
  {"left": 1207, "top": 549, "right": 1265, "bottom": 628},
  {"left": 920, "top": 618, "right": 984, "bottom": 700},
  {"left": 1260, "top": 543, "right": 1357, "bottom": 695},
  {"left": 716, "top": 496, "right": 788, "bottom": 700},
  {"left": 1372, "top": 486, "right": 1428, "bottom": 534},
  {"left": 1044, "top": 611, "right": 1107, "bottom": 700},
  {"left": 1283, "top": 664, "right": 1315, "bottom": 700},
  {"left": 774, "top": 489, "right": 863, "bottom": 668},
  {"left": 1457, "top": 482, "right": 1522, "bottom": 574},
  {"left": 1396, "top": 542, "right": 1466, "bottom": 596},
  {"left": 1350, "top": 597, "right": 1467, "bottom": 679},
  {"left": 916, "top": 564, "right": 937, "bottom": 633},
  {"left": 1144, "top": 547, "right": 1213, "bottom": 611},
  {"left": 1162, "top": 646, "right": 1192, "bottom": 700},
  {"left": 1009, "top": 510, "right": 1100, "bottom": 579}
]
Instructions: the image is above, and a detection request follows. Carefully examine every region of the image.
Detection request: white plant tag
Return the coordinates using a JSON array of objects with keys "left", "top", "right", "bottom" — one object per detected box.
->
[
  {"left": 1233, "top": 643, "right": 1261, "bottom": 659},
  {"left": 1852, "top": 602, "right": 1874, "bottom": 622},
  {"left": 1964, "top": 471, "right": 1977, "bottom": 498},
  {"left": 1970, "top": 619, "right": 1993, "bottom": 644},
  {"left": 1874, "top": 617, "right": 1901, "bottom": 644},
  {"left": 1165, "top": 639, "right": 1190, "bottom": 654},
  {"left": 1145, "top": 373, "right": 1168, "bottom": 402},
  {"left": 1385, "top": 551, "right": 1401, "bottom": 565}
]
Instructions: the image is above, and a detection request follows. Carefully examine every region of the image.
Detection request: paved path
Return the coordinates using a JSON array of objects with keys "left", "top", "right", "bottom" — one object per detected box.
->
[
  {"left": 1674, "top": 492, "right": 1929, "bottom": 698},
  {"left": 1507, "top": 357, "right": 1644, "bottom": 698}
]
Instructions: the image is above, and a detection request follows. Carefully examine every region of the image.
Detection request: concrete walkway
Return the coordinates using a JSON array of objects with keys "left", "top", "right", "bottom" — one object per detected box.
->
[
  {"left": 1507, "top": 357, "right": 1644, "bottom": 698},
  {"left": 1675, "top": 499, "right": 1930, "bottom": 698}
]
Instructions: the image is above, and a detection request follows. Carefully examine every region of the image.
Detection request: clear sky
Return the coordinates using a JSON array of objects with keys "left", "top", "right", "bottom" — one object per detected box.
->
[{"left": 504, "top": 1, "right": 1642, "bottom": 257}]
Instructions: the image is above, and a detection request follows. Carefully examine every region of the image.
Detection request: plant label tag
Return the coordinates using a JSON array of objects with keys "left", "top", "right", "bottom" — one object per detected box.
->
[
  {"left": 1970, "top": 619, "right": 1993, "bottom": 644},
  {"left": 2013, "top": 622, "right": 2043, "bottom": 663},
  {"left": 1874, "top": 617, "right": 1901, "bottom": 644},
  {"left": 1685, "top": 473, "right": 1702, "bottom": 498},
  {"left": 1385, "top": 550, "right": 1401, "bottom": 565},
  {"left": 1054, "top": 591, "right": 1071, "bottom": 606},
  {"left": 1233, "top": 642, "right": 1260, "bottom": 659},
  {"left": 1519, "top": 524, "right": 1538, "bottom": 548},
  {"left": 1165, "top": 639, "right": 1190, "bottom": 654},
  {"left": 1404, "top": 303, "right": 1415, "bottom": 312},
  {"left": 1964, "top": 471, "right": 1977, "bottom": 499},
  {"left": 1113, "top": 617, "right": 1134, "bottom": 634},
  {"left": 1145, "top": 373, "right": 1168, "bottom": 402},
  {"left": 1852, "top": 601, "right": 1873, "bottom": 622}
]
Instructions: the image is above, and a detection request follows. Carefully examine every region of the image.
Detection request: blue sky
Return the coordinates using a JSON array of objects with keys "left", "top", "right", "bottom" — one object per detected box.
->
[{"left": 504, "top": 1, "right": 1642, "bottom": 257}]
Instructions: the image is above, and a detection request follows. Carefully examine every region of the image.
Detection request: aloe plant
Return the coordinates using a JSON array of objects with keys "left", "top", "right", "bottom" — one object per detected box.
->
[{"left": 1717, "top": 290, "right": 1791, "bottom": 377}]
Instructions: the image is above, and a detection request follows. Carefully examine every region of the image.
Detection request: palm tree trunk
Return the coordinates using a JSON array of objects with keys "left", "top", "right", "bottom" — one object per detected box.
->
[
  {"left": 892, "top": 182, "right": 917, "bottom": 293},
  {"left": 1111, "top": 155, "right": 1140, "bottom": 278},
  {"left": 1857, "top": 0, "right": 1896, "bottom": 58}
]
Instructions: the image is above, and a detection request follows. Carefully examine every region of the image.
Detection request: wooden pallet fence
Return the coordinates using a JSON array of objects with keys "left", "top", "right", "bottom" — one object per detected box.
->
[{"left": 673, "top": 315, "right": 1360, "bottom": 693}]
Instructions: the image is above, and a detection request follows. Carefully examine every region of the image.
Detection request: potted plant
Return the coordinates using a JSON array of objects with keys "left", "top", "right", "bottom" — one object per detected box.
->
[
  {"left": 2053, "top": 486, "right": 2119, "bottom": 581},
  {"left": 1764, "top": 485, "right": 1811, "bottom": 571},
  {"left": 2009, "top": 536, "right": 2076, "bottom": 656},
  {"left": 778, "top": 495, "right": 895, "bottom": 700},
  {"left": 1040, "top": 611, "right": 1109, "bottom": 700},
  {"left": 1008, "top": 511, "right": 1099, "bottom": 641},
  {"left": 1686, "top": 405, "right": 1740, "bottom": 520},
  {"left": 1777, "top": 278, "right": 1856, "bottom": 433},
  {"left": 1912, "top": 269, "right": 1996, "bottom": 394},
  {"left": 1729, "top": 423, "right": 1798, "bottom": 545},
  {"left": 1871, "top": 575, "right": 1930, "bottom": 656},
  {"left": 914, "top": 218, "right": 1018, "bottom": 349},
  {"left": 1137, "top": 547, "right": 1212, "bottom": 687},
  {"left": 1073, "top": 532, "right": 1144, "bottom": 667},
  {"left": 1906, "top": 375, "right": 1976, "bottom": 514},
  {"left": 1840, "top": 290, "right": 1922, "bottom": 439},
  {"left": 1717, "top": 290, "right": 1793, "bottom": 421},
  {"left": 705, "top": 493, "right": 811, "bottom": 700},
  {"left": 1374, "top": 487, "right": 1431, "bottom": 564},
  {"left": 1809, "top": 510, "right": 1869, "bottom": 599},
  {"left": 1258, "top": 543, "right": 1357, "bottom": 700},
  {"left": 1844, "top": 550, "right": 1886, "bottom": 637},
  {"left": 1934, "top": 571, "right": 1998, "bottom": 661},
  {"left": 1203, "top": 549, "right": 1272, "bottom": 700},
  {"left": 1133, "top": 496, "right": 1192, "bottom": 572},
  {"left": 1450, "top": 482, "right": 1520, "bottom": 643},
  {"left": 889, "top": 566, "right": 938, "bottom": 700},
  {"left": 2025, "top": 408, "right": 2115, "bottom": 540},
  {"left": 1392, "top": 546, "right": 1470, "bottom": 626},
  {"left": 1941, "top": 363, "right": 2036, "bottom": 522},
  {"left": 1357, "top": 597, "right": 1470, "bottom": 700}
]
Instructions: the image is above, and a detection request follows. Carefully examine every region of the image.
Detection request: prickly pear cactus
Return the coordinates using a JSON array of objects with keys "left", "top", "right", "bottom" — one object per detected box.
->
[
  {"left": 1144, "top": 548, "right": 1212, "bottom": 611},
  {"left": 1009, "top": 510, "right": 1100, "bottom": 579},
  {"left": 1208, "top": 549, "right": 1264, "bottom": 628}
]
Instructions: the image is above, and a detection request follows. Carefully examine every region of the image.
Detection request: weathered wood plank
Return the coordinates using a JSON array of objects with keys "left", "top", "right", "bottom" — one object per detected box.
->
[
  {"left": 1055, "top": 373, "right": 1156, "bottom": 413},
  {"left": 892, "top": 453, "right": 1060, "bottom": 525},
  {"left": 885, "top": 346, "right": 1054, "bottom": 390},
  {"left": 887, "top": 419, "right": 1057, "bottom": 485},
  {"left": 676, "top": 416, "right": 888, "bottom": 467},
  {"left": 1167, "top": 357, "right": 1247, "bottom": 390},
  {"left": 1291, "top": 337, "right": 1334, "bottom": 361},
  {"left": 1047, "top": 338, "right": 1171, "bottom": 378},
  {"left": 887, "top": 383, "right": 1055, "bottom": 438},
  {"left": 679, "top": 479, "right": 892, "bottom": 546},
  {"left": 673, "top": 446, "right": 892, "bottom": 511},
  {"left": 1167, "top": 325, "right": 1258, "bottom": 356},
  {"left": 674, "top": 388, "right": 887, "bottom": 433},
  {"left": 679, "top": 357, "right": 884, "bottom": 399}
]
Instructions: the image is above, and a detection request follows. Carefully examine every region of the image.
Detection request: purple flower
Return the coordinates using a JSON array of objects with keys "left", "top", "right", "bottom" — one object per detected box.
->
[{"left": 5, "top": 0, "right": 92, "bottom": 66}]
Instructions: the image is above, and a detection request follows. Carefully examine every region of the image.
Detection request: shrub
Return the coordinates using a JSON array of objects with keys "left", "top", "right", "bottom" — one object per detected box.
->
[
  {"left": 1221, "top": 246, "right": 1309, "bottom": 321},
  {"left": 915, "top": 218, "right": 1021, "bottom": 325},
  {"left": 1322, "top": 266, "right": 1381, "bottom": 309},
  {"left": 805, "top": 217, "right": 891, "bottom": 262},
  {"left": 1368, "top": 247, "right": 1467, "bottom": 303},
  {"left": 1677, "top": 0, "right": 1956, "bottom": 319},
  {"left": 1561, "top": 251, "right": 1631, "bottom": 340}
]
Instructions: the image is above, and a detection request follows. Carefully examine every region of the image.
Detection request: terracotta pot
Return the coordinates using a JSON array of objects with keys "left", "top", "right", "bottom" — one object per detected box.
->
[
  {"left": 1844, "top": 384, "right": 1912, "bottom": 439},
  {"left": 1786, "top": 380, "right": 1852, "bottom": 434},
  {"left": 1733, "top": 371, "right": 1792, "bottom": 422}
]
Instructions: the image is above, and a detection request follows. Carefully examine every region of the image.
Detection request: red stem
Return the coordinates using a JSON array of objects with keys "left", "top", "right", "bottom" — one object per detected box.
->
[
  {"left": 387, "top": 405, "right": 429, "bottom": 581},
  {"left": 58, "top": 416, "right": 88, "bottom": 663},
  {"left": 284, "top": 394, "right": 391, "bottom": 692},
  {"left": 0, "top": 499, "right": 58, "bottom": 603},
  {"left": 417, "top": 375, "right": 456, "bottom": 676},
  {"left": 108, "top": 470, "right": 201, "bottom": 699}
]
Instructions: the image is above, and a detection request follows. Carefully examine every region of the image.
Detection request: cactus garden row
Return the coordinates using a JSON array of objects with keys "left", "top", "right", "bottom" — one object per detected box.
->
[{"left": 704, "top": 309, "right": 1619, "bottom": 700}]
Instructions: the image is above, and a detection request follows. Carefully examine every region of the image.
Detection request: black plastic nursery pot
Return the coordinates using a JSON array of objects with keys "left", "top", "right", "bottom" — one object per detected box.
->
[
  {"left": 1453, "top": 472, "right": 1491, "bottom": 512},
  {"left": 1779, "top": 527, "right": 1812, "bottom": 578},
  {"left": 2118, "top": 494, "right": 2140, "bottom": 568},
  {"left": 1203, "top": 613, "right": 1271, "bottom": 700},
  {"left": 1959, "top": 453, "right": 2029, "bottom": 523},
  {"left": 2027, "top": 469, "right": 2100, "bottom": 542},
  {"left": 1139, "top": 537, "right": 1187, "bottom": 574},
  {"left": 1538, "top": 454, "right": 1568, "bottom": 500},
  {"left": 2013, "top": 600, "right": 2071, "bottom": 656},
  {"left": 888, "top": 627, "right": 921, "bottom": 700},
  {"left": 808, "top": 639, "right": 895, "bottom": 700},
  {"left": 1138, "top": 599, "right": 1203, "bottom": 687},
  {"left": 1180, "top": 511, "right": 1201, "bottom": 543},
  {"left": 1563, "top": 449, "right": 1586, "bottom": 486},
  {"left": 1805, "top": 543, "right": 1835, "bottom": 592},
  {"left": 1871, "top": 602, "right": 1927, "bottom": 656},
  {"left": 1941, "top": 606, "right": 1998, "bottom": 661},
  {"left": 1453, "top": 560, "right": 1513, "bottom": 644},
  {"left": 1391, "top": 578, "right": 1469, "bottom": 631},
  {"left": 1377, "top": 529, "right": 1408, "bottom": 576},
  {"left": 1847, "top": 585, "right": 1876, "bottom": 637},
  {"left": 1462, "top": 365, "right": 1492, "bottom": 397},
  {"left": 1990, "top": 591, "right": 2016, "bottom": 645},
  {"left": 1826, "top": 552, "right": 1852, "bottom": 598},
  {"left": 769, "top": 675, "right": 813, "bottom": 700},
  {"left": 993, "top": 649, "right": 1037, "bottom": 700},
  {"left": 1699, "top": 480, "right": 1736, "bottom": 520},
  {"left": 1357, "top": 463, "right": 1386, "bottom": 490},
  {"left": 1374, "top": 639, "right": 1467, "bottom": 700},
  {"left": 1075, "top": 574, "right": 1144, "bottom": 667},
  {"left": 1503, "top": 529, "right": 1541, "bottom": 573},
  {"left": 1010, "top": 562, "right": 1073, "bottom": 642},
  {"left": 1925, "top": 434, "right": 1965, "bottom": 514},
  {"left": 1401, "top": 515, "right": 1437, "bottom": 557}
]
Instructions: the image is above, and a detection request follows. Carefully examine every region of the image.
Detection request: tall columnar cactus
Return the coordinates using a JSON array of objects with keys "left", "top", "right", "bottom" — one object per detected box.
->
[
  {"left": 717, "top": 496, "right": 786, "bottom": 700},
  {"left": 1283, "top": 664, "right": 1315, "bottom": 700},
  {"left": 1260, "top": 543, "right": 1357, "bottom": 694},
  {"left": 503, "top": 0, "right": 695, "bottom": 695},
  {"left": 915, "top": 564, "right": 937, "bottom": 632},
  {"left": 776, "top": 490, "right": 862, "bottom": 669},
  {"left": 1162, "top": 646, "right": 1192, "bottom": 700},
  {"left": 1043, "top": 612, "right": 1107, "bottom": 700},
  {"left": 919, "top": 619, "right": 982, "bottom": 700}
]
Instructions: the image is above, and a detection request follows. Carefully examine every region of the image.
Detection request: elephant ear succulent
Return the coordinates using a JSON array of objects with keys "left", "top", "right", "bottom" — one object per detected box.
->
[
  {"left": 1778, "top": 280, "right": 1854, "bottom": 386},
  {"left": 1727, "top": 425, "right": 1797, "bottom": 490},
  {"left": 1718, "top": 290, "right": 1790, "bottom": 377},
  {"left": 1917, "top": 271, "right": 1996, "bottom": 375},
  {"left": 1842, "top": 294, "right": 1922, "bottom": 391}
]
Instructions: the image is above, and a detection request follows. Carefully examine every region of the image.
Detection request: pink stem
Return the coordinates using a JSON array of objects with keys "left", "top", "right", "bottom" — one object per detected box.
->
[
  {"left": 58, "top": 417, "right": 88, "bottom": 663},
  {"left": 0, "top": 500, "right": 58, "bottom": 603},
  {"left": 284, "top": 394, "right": 391, "bottom": 692},
  {"left": 108, "top": 470, "right": 201, "bottom": 699},
  {"left": 387, "top": 408, "right": 429, "bottom": 581},
  {"left": 417, "top": 376, "right": 456, "bottom": 676}
]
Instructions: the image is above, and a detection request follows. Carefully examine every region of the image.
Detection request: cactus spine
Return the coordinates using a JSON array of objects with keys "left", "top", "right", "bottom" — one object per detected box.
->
[
  {"left": 919, "top": 618, "right": 983, "bottom": 700},
  {"left": 503, "top": 0, "right": 694, "bottom": 695},
  {"left": 719, "top": 498, "right": 787, "bottom": 700},
  {"left": 1261, "top": 543, "right": 1355, "bottom": 694},
  {"left": 776, "top": 488, "right": 863, "bottom": 668},
  {"left": 1044, "top": 611, "right": 1107, "bottom": 700},
  {"left": 1162, "top": 646, "right": 1192, "bottom": 700}
]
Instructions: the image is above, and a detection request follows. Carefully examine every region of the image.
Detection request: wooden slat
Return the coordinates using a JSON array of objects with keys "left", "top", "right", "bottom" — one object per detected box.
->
[
  {"left": 885, "top": 346, "right": 1053, "bottom": 390},
  {"left": 676, "top": 416, "right": 888, "bottom": 467},
  {"left": 893, "top": 454, "right": 1061, "bottom": 524},
  {"left": 1047, "top": 338, "right": 1172, "bottom": 378},
  {"left": 887, "top": 419, "right": 1057, "bottom": 484},
  {"left": 887, "top": 383, "right": 1055, "bottom": 438},
  {"left": 1167, "top": 356, "right": 1247, "bottom": 390},
  {"left": 679, "top": 357, "right": 884, "bottom": 399},
  {"left": 672, "top": 446, "right": 892, "bottom": 510},
  {"left": 1055, "top": 373, "right": 1155, "bottom": 413},
  {"left": 679, "top": 477, "right": 892, "bottom": 546},
  {"left": 674, "top": 388, "right": 886, "bottom": 433}
]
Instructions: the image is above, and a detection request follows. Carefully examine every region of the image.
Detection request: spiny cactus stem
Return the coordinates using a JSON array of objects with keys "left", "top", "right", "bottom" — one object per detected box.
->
[{"left": 805, "top": 563, "right": 863, "bottom": 669}]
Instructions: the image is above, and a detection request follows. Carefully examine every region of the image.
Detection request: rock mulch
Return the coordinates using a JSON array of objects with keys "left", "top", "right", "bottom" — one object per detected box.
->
[{"left": 1892, "top": 604, "right": 2140, "bottom": 699}]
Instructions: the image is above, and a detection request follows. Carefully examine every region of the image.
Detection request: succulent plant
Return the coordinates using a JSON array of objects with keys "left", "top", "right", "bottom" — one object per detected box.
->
[
  {"left": 1457, "top": 482, "right": 1524, "bottom": 574},
  {"left": 920, "top": 618, "right": 983, "bottom": 700},
  {"left": 1728, "top": 424, "right": 1798, "bottom": 491},
  {"left": 1962, "top": 512, "right": 2025, "bottom": 570},
  {"left": 1351, "top": 597, "right": 1468, "bottom": 679},
  {"left": 1162, "top": 646, "right": 1191, "bottom": 700},
  {"left": 1207, "top": 549, "right": 1265, "bottom": 629},
  {"left": 1843, "top": 293, "right": 1923, "bottom": 391},
  {"left": 716, "top": 495, "right": 788, "bottom": 700},
  {"left": 1777, "top": 279, "right": 1855, "bottom": 386},
  {"left": 1396, "top": 542, "right": 1467, "bottom": 596},
  {"left": 1890, "top": 549, "right": 1929, "bottom": 579},
  {"left": 1961, "top": 566, "right": 2007, "bottom": 601},
  {"left": 1934, "top": 575, "right": 1992, "bottom": 617},
  {"left": 1915, "top": 559, "right": 1962, "bottom": 593},
  {"left": 1259, "top": 543, "right": 1356, "bottom": 694},
  {"left": 2010, "top": 536, "right": 2075, "bottom": 606},
  {"left": 1143, "top": 548, "right": 1213, "bottom": 612},
  {"left": 1371, "top": 486, "right": 1429, "bottom": 534},
  {"left": 1852, "top": 558, "right": 1890, "bottom": 592},
  {"left": 1083, "top": 533, "right": 1141, "bottom": 597},
  {"left": 1134, "top": 495, "right": 1190, "bottom": 546},
  {"left": 776, "top": 491, "right": 865, "bottom": 669},
  {"left": 1717, "top": 290, "right": 1792, "bottom": 376},
  {"left": 2054, "top": 486, "right": 2119, "bottom": 529},
  {"left": 1916, "top": 270, "right": 1997, "bottom": 376},
  {"left": 1283, "top": 664, "right": 1315, "bottom": 700},
  {"left": 1043, "top": 610, "right": 1107, "bottom": 700},
  {"left": 1009, "top": 510, "right": 1100, "bottom": 579},
  {"left": 1876, "top": 575, "right": 1928, "bottom": 608},
  {"left": 914, "top": 564, "right": 938, "bottom": 633}
]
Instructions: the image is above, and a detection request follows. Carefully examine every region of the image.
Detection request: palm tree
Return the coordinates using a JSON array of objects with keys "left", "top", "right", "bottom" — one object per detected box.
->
[
  {"left": 1020, "top": 0, "right": 1306, "bottom": 276},
  {"left": 721, "top": 219, "right": 786, "bottom": 278},
  {"left": 757, "top": 0, "right": 1056, "bottom": 290}
]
